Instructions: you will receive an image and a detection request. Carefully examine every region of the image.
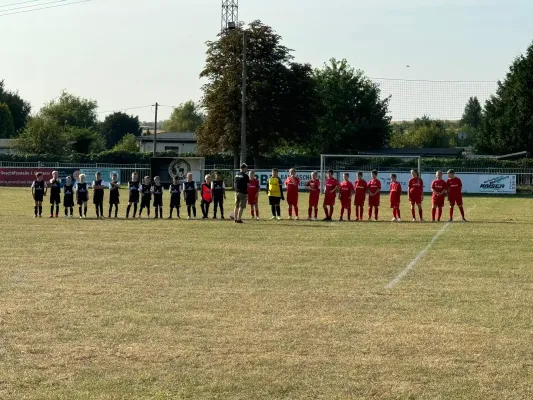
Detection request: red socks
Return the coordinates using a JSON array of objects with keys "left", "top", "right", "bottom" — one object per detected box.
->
[
  {"left": 411, "top": 208, "right": 416, "bottom": 219},
  {"left": 374, "top": 207, "right": 379, "bottom": 220},
  {"left": 419, "top": 208, "right": 423, "bottom": 220},
  {"left": 289, "top": 205, "right": 293, "bottom": 217},
  {"left": 437, "top": 207, "right": 442, "bottom": 221},
  {"left": 432, "top": 208, "right": 436, "bottom": 221},
  {"left": 459, "top": 206, "right": 465, "bottom": 219},
  {"left": 450, "top": 206, "right": 454, "bottom": 219}
]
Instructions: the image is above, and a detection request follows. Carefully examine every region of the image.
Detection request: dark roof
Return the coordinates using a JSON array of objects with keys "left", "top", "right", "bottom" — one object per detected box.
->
[
  {"left": 0, "top": 139, "right": 17, "bottom": 148},
  {"left": 360, "top": 148, "right": 463, "bottom": 157},
  {"left": 138, "top": 132, "right": 196, "bottom": 143}
]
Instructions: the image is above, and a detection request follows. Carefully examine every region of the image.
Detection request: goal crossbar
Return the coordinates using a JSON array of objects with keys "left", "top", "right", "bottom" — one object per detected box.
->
[{"left": 320, "top": 154, "right": 422, "bottom": 194}]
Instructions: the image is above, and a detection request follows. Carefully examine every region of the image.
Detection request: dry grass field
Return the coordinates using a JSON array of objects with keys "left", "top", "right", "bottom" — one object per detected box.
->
[{"left": 1, "top": 187, "right": 533, "bottom": 399}]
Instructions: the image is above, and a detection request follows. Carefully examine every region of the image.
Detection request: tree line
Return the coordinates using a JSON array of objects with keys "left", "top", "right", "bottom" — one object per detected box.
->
[{"left": 2, "top": 21, "right": 533, "bottom": 159}]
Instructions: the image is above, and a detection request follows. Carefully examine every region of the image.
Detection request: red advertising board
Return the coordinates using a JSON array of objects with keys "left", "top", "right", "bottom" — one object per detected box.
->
[{"left": 0, "top": 168, "right": 54, "bottom": 187}]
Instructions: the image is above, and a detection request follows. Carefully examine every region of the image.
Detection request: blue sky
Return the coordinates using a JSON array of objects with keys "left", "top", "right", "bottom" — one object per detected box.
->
[{"left": 2, "top": 0, "right": 533, "bottom": 121}]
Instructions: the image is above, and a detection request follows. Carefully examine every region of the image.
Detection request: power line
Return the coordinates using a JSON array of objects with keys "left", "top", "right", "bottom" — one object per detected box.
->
[
  {"left": 0, "top": 0, "right": 45, "bottom": 9},
  {"left": 370, "top": 77, "right": 497, "bottom": 84},
  {"left": 0, "top": 0, "right": 91, "bottom": 16},
  {"left": 1, "top": 0, "right": 69, "bottom": 13},
  {"left": 96, "top": 105, "right": 153, "bottom": 114}
]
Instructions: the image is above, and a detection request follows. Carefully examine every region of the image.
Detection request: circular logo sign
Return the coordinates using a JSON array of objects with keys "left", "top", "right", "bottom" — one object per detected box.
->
[{"left": 168, "top": 159, "right": 192, "bottom": 180}]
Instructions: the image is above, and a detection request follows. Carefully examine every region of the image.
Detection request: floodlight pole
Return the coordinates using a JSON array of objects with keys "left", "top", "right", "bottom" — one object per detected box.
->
[
  {"left": 240, "top": 30, "right": 248, "bottom": 166},
  {"left": 153, "top": 102, "right": 158, "bottom": 157}
]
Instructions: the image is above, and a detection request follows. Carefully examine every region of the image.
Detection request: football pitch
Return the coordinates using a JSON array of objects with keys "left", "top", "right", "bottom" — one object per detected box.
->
[{"left": 1, "top": 187, "right": 533, "bottom": 399}]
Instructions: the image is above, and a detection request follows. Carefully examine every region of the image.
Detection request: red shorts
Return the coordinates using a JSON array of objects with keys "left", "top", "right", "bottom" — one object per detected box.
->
[
  {"left": 449, "top": 196, "right": 463, "bottom": 207},
  {"left": 308, "top": 195, "right": 319, "bottom": 208},
  {"left": 368, "top": 194, "right": 380, "bottom": 207},
  {"left": 354, "top": 196, "right": 366, "bottom": 206},
  {"left": 409, "top": 194, "right": 422, "bottom": 205},
  {"left": 390, "top": 201, "right": 400, "bottom": 209},
  {"left": 340, "top": 199, "right": 351, "bottom": 209},
  {"left": 323, "top": 195, "right": 336, "bottom": 206},
  {"left": 432, "top": 196, "right": 445, "bottom": 207},
  {"left": 248, "top": 197, "right": 257, "bottom": 205},
  {"left": 287, "top": 196, "right": 298, "bottom": 206}
]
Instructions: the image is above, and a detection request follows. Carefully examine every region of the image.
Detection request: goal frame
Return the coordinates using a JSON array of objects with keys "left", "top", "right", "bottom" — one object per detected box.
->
[{"left": 319, "top": 154, "right": 422, "bottom": 194}]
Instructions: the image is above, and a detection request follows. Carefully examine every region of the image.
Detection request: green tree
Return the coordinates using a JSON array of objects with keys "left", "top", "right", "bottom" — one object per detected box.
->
[
  {"left": 198, "top": 20, "right": 318, "bottom": 164},
  {"left": 163, "top": 101, "right": 204, "bottom": 132},
  {"left": 16, "top": 117, "right": 68, "bottom": 155},
  {"left": 41, "top": 91, "right": 98, "bottom": 130},
  {"left": 313, "top": 59, "right": 391, "bottom": 154},
  {"left": 390, "top": 117, "right": 456, "bottom": 148},
  {"left": 111, "top": 133, "right": 140, "bottom": 152},
  {"left": 477, "top": 41, "right": 533, "bottom": 155},
  {"left": 461, "top": 96, "right": 483, "bottom": 130},
  {"left": 99, "top": 112, "right": 141, "bottom": 148},
  {"left": 0, "top": 103, "right": 15, "bottom": 139},
  {"left": 67, "top": 127, "right": 106, "bottom": 154},
  {"left": 0, "top": 80, "right": 31, "bottom": 134}
]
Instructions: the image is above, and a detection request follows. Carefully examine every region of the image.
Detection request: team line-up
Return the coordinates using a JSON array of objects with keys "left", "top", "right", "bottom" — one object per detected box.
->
[{"left": 29, "top": 166, "right": 468, "bottom": 223}]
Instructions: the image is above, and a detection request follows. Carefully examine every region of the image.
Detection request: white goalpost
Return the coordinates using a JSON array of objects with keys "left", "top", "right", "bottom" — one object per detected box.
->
[{"left": 319, "top": 154, "right": 422, "bottom": 193}]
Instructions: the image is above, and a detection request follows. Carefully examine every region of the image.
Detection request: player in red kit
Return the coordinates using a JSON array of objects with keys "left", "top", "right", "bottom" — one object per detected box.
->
[
  {"left": 408, "top": 169, "right": 424, "bottom": 222},
  {"left": 285, "top": 168, "right": 300, "bottom": 220},
  {"left": 431, "top": 170, "right": 447, "bottom": 222},
  {"left": 389, "top": 174, "right": 402, "bottom": 222},
  {"left": 306, "top": 171, "right": 320, "bottom": 221},
  {"left": 367, "top": 170, "right": 381, "bottom": 221},
  {"left": 338, "top": 173, "right": 354, "bottom": 221},
  {"left": 323, "top": 170, "right": 339, "bottom": 221},
  {"left": 353, "top": 171, "right": 367, "bottom": 221},
  {"left": 447, "top": 169, "right": 467, "bottom": 222},
  {"left": 247, "top": 171, "right": 261, "bottom": 219}
]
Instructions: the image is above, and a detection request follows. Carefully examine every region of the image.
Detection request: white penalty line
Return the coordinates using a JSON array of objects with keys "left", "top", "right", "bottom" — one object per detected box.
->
[{"left": 385, "top": 205, "right": 477, "bottom": 289}]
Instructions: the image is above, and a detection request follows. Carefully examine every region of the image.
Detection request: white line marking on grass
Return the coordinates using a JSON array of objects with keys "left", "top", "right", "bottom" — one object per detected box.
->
[{"left": 385, "top": 205, "right": 477, "bottom": 289}]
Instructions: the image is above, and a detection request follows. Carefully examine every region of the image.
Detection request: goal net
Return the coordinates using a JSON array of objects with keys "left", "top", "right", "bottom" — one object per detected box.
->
[{"left": 320, "top": 154, "right": 422, "bottom": 194}]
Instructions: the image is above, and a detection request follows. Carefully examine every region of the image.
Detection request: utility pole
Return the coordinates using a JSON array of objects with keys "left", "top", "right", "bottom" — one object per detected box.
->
[
  {"left": 153, "top": 102, "right": 158, "bottom": 157},
  {"left": 240, "top": 30, "right": 247, "bottom": 166}
]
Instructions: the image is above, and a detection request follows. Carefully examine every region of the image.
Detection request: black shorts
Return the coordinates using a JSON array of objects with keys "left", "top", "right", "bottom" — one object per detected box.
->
[
  {"left": 77, "top": 194, "right": 88, "bottom": 205},
  {"left": 128, "top": 192, "right": 139, "bottom": 204},
  {"left": 170, "top": 196, "right": 181, "bottom": 208},
  {"left": 34, "top": 194, "right": 44, "bottom": 202},
  {"left": 93, "top": 193, "right": 104, "bottom": 205},
  {"left": 50, "top": 194, "right": 61, "bottom": 205},
  {"left": 109, "top": 192, "right": 120, "bottom": 205},
  {"left": 141, "top": 197, "right": 151, "bottom": 207},
  {"left": 64, "top": 195, "right": 74, "bottom": 207},
  {"left": 153, "top": 196, "right": 163, "bottom": 207},
  {"left": 269, "top": 196, "right": 281, "bottom": 206}
]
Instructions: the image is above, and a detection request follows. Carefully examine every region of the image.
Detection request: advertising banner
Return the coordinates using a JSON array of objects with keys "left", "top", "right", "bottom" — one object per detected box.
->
[
  {"left": 151, "top": 158, "right": 204, "bottom": 185},
  {"left": 0, "top": 168, "right": 54, "bottom": 186},
  {"left": 477, "top": 175, "right": 516, "bottom": 194},
  {"left": 78, "top": 168, "right": 121, "bottom": 187},
  {"left": 253, "top": 170, "right": 315, "bottom": 189}
]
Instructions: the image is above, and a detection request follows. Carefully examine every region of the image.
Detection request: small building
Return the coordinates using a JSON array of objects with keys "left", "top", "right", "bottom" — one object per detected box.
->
[
  {"left": 138, "top": 132, "right": 197, "bottom": 154},
  {"left": 0, "top": 139, "right": 18, "bottom": 154},
  {"left": 360, "top": 148, "right": 464, "bottom": 158}
]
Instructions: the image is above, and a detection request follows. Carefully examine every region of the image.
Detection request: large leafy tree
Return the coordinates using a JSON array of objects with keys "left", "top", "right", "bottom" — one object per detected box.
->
[
  {"left": 163, "top": 101, "right": 204, "bottom": 132},
  {"left": 16, "top": 117, "right": 69, "bottom": 155},
  {"left": 111, "top": 133, "right": 140, "bottom": 152},
  {"left": 0, "top": 80, "right": 31, "bottom": 134},
  {"left": 0, "top": 103, "right": 15, "bottom": 139},
  {"left": 461, "top": 96, "right": 483, "bottom": 130},
  {"left": 99, "top": 112, "right": 141, "bottom": 148},
  {"left": 390, "top": 117, "right": 456, "bottom": 148},
  {"left": 314, "top": 59, "right": 391, "bottom": 154},
  {"left": 41, "top": 91, "right": 98, "bottom": 130},
  {"left": 198, "top": 20, "right": 317, "bottom": 163},
  {"left": 477, "top": 41, "right": 533, "bottom": 155}
]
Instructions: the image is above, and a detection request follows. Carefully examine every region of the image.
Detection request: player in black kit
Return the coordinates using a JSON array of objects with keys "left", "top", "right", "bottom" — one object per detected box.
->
[
  {"left": 182, "top": 172, "right": 198, "bottom": 219},
  {"left": 211, "top": 171, "right": 226, "bottom": 219},
  {"left": 31, "top": 172, "right": 47, "bottom": 217},
  {"left": 49, "top": 170, "right": 61, "bottom": 218},
  {"left": 108, "top": 173, "right": 120, "bottom": 218},
  {"left": 126, "top": 172, "right": 140, "bottom": 218},
  {"left": 63, "top": 176, "right": 75, "bottom": 217},
  {"left": 75, "top": 174, "right": 89, "bottom": 218},
  {"left": 152, "top": 176, "right": 164, "bottom": 219},
  {"left": 139, "top": 176, "right": 152, "bottom": 218},
  {"left": 92, "top": 172, "right": 105, "bottom": 218},
  {"left": 168, "top": 176, "right": 181, "bottom": 219}
]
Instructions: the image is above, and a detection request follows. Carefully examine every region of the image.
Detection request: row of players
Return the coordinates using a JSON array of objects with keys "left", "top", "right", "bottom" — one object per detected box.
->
[
  {"left": 30, "top": 168, "right": 467, "bottom": 222},
  {"left": 260, "top": 168, "right": 467, "bottom": 223}
]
